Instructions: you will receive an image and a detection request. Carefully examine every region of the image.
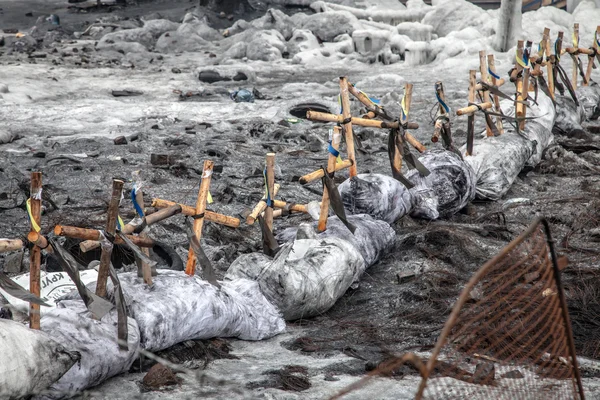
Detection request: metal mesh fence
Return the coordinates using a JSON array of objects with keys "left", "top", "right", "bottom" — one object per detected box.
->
[{"left": 416, "top": 218, "right": 584, "bottom": 400}]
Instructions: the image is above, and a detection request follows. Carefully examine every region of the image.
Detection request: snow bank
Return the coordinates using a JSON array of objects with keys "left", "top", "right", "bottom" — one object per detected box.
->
[
  {"left": 301, "top": 11, "right": 363, "bottom": 42},
  {"left": 0, "top": 319, "right": 79, "bottom": 399},
  {"left": 96, "top": 19, "right": 179, "bottom": 53}
]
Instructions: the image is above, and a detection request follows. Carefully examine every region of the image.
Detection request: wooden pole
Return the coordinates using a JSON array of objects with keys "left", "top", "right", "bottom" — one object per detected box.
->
[
  {"left": 246, "top": 184, "right": 280, "bottom": 225},
  {"left": 133, "top": 177, "right": 152, "bottom": 285},
  {"left": 572, "top": 23, "right": 579, "bottom": 90},
  {"left": 298, "top": 160, "right": 353, "bottom": 184},
  {"left": 456, "top": 102, "right": 492, "bottom": 116},
  {"left": 479, "top": 50, "right": 494, "bottom": 137},
  {"left": 432, "top": 81, "right": 449, "bottom": 143},
  {"left": 519, "top": 67, "right": 530, "bottom": 131},
  {"left": 318, "top": 127, "right": 341, "bottom": 232},
  {"left": 305, "top": 111, "right": 419, "bottom": 129},
  {"left": 487, "top": 54, "right": 504, "bottom": 134},
  {"left": 466, "top": 70, "right": 476, "bottom": 156},
  {"left": 29, "top": 172, "right": 42, "bottom": 330},
  {"left": 584, "top": 26, "right": 600, "bottom": 86},
  {"left": 556, "top": 31, "right": 564, "bottom": 67},
  {"left": 515, "top": 40, "right": 526, "bottom": 131},
  {"left": 185, "top": 160, "right": 214, "bottom": 276},
  {"left": 54, "top": 225, "right": 155, "bottom": 247},
  {"left": 80, "top": 204, "right": 184, "bottom": 252},
  {"left": 339, "top": 77, "right": 357, "bottom": 177},
  {"left": 264, "top": 153, "right": 275, "bottom": 232},
  {"left": 543, "top": 28, "right": 555, "bottom": 98},
  {"left": 395, "top": 83, "right": 413, "bottom": 170},
  {"left": 27, "top": 232, "right": 52, "bottom": 254},
  {"left": 96, "top": 179, "right": 124, "bottom": 298},
  {"left": 0, "top": 239, "right": 24, "bottom": 253}
]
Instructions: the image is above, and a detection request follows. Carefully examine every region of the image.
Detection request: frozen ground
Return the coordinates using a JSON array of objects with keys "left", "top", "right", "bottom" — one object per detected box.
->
[{"left": 1, "top": 0, "right": 600, "bottom": 399}]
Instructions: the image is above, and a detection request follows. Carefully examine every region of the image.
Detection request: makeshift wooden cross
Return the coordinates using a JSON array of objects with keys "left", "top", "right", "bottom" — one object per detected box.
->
[
  {"left": 572, "top": 23, "right": 580, "bottom": 90},
  {"left": 514, "top": 40, "right": 530, "bottom": 131},
  {"left": 432, "top": 81, "right": 451, "bottom": 145},
  {"left": 28, "top": 172, "right": 42, "bottom": 329},
  {"left": 543, "top": 28, "right": 556, "bottom": 98},
  {"left": 487, "top": 54, "right": 505, "bottom": 134}
]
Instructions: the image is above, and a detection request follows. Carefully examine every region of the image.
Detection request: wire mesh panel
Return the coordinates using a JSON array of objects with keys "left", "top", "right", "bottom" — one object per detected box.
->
[{"left": 416, "top": 218, "right": 584, "bottom": 400}]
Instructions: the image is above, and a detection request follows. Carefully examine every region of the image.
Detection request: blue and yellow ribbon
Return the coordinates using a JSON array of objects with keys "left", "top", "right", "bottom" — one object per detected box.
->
[
  {"left": 554, "top": 38, "right": 561, "bottom": 62},
  {"left": 516, "top": 47, "right": 530, "bottom": 68}
]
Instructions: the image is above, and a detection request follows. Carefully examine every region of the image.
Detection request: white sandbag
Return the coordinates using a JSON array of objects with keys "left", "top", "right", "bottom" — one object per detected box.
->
[
  {"left": 499, "top": 90, "right": 555, "bottom": 167},
  {"left": 553, "top": 94, "right": 586, "bottom": 136},
  {"left": 37, "top": 300, "right": 140, "bottom": 400},
  {"left": 406, "top": 149, "right": 477, "bottom": 219},
  {"left": 460, "top": 131, "right": 535, "bottom": 201},
  {"left": 115, "top": 270, "right": 285, "bottom": 351},
  {"left": 576, "top": 82, "right": 600, "bottom": 120},
  {"left": 338, "top": 173, "right": 413, "bottom": 224},
  {"left": 0, "top": 319, "right": 79, "bottom": 399},
  {"left": 0, "top": 270, "right": 98, "bottom": 315},
  {"left": 275, "top": 214, "right": 395, "bottom": 267},
  {"left": 226, "top": 237, "right": 366, "bottom": 321}
]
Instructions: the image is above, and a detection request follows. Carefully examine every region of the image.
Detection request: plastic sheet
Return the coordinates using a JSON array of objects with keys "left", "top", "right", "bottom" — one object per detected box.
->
[
  {"left": 226, "top": 237, "right": 366, "bottom": 321},
  {"left": 338, "top": 173, "right": 413, "bottom": 223},
  {"left": 406, "top": 149, "right": 477, "bottom": 219},
  {"left": 115, "top": 270, "right": 285, "bottom": 351},
  {"left": 553, "top": 95, "right": 586, "bottom": 137},
  {"left": 0, "top": 319, "right": 79, "bottom": 399},
  {"left": 577, "top": 82, "right": 600, "bottom": 120},
  {"left": 275, "top": 214, "right": 395, "bottom": 266},
  {"left": 36, "top": 300, "right": 140, "bottom": 400}
]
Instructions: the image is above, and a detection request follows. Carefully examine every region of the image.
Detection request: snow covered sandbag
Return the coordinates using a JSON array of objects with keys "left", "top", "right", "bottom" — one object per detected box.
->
[
  {"left": 460, "top": 131, "right": 535, "bottom": 201},
  {"left": 553, "top": 95, "right": 586, "bottom": 137},
  {"left": 36, "top": 300, "right": 139, "bottom": 400},
  {"left": 0, "top": 319, "right": 79, "bottom": 399},
  {"left": 406, "top": 149, "right": 476, "bottom": 219},
  {"left": 0, "top": 270, "right": 98, "bottom": 315},
  {"left": 226, "top": 237, "right": 366, "bottom": 320},
  {"left": 577, "top": 82, "right": 600, "bottom": 120},
  {"left": 338, "top": 173, "right": 413, "bottom": 224},
  {"left": 275, "top": 215, "right": 395, "bottom": 267},
  {"left": 115, "top": 270, "right": 284, "bottom": 351},
  {"left": 499, "top": 90, "right": 555, "bottom": 167}
]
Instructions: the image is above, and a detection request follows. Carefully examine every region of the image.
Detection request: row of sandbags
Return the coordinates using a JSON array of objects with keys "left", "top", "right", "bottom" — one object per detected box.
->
[
  {"left": 338, "top": 87, "right": 560, "bottom": 223},
  {"left": 1, "top": 270, "right": 285, "bottom": 399}
]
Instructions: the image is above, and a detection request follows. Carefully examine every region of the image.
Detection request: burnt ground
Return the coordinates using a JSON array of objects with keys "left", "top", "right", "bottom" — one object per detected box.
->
[{"left": 1, "top": 1, "right": 600, "bottom": 398}]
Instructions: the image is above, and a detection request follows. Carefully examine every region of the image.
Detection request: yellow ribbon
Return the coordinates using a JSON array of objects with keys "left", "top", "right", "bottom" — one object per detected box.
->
[
  {"left": 207, "top": 191, "right": 213, "bottom": 204},
  {"left": 117, "top": 215, "right": 125, "bottom": 231},
  {"left": 572, "top": 32, "right": 579, "bottom": 48},
  {"left": 26, "top": 198, "right": 41, "bottom": 233}
]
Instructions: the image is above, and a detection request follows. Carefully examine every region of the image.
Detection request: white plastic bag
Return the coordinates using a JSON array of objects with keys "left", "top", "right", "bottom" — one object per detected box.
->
[
  {"left": 37, "top": 300, "right": 140, "bottom": 400},
  {"left": 0, "top": 319, "right": 79, "bottom": 399},
  {"left": 338, "top": 173, "right": 413, "bottom": 223}
]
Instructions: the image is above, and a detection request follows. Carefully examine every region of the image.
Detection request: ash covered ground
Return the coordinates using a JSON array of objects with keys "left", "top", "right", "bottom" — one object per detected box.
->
[{"left": 1, "top": 0, "right": 600, "bottom": 398}]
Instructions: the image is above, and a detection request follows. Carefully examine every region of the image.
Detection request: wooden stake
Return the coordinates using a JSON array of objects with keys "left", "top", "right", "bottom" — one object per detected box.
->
[
  {"left": 478, "top": 51, "right": 494, "bottom": 137},
  {"left": 185, "top": 160, "right": 214, "bottom": 276},
  {"left": 133, "top": 177, "right": 152, "bottom": 285},
  {"left": 519, "top": 67, "right": 530, "bottom": 131},
  {"left": 543, "top": 28, "right": 555, "bottom": 98},
  {"left": 306, "top": 111, "right": 418, "bottom": 129},
  {"left": 27, "top": 232, "right": 52, "bottom": 254},
  {"left": 394, "top": 83, "right": 413, "bottom": 170},
  {"left": 29, "top": 172, "right": 42, "bottom": 330},
  {"left": 264, "top": 153, "right": 276, "bottom": 232},
  {"left": 516, "top": 40, "right": 525, "bottom": 74},
  {"left": 0, "top": 239, "right": 24, "bottom": 253},
  {"left": 487, "top": 54, "right": 504, "bottom": 134},
  {"left": 96, "top": 179, "right": 124, "bottom": 298},
  {"left": 432, "top": 81, "right": 449, "bottom": 143},
  {"left": 466, "top": 70, "right": 476, "bottom": 156},
  {"left": 584, "top": 26, "right": 600, "bottom": 86},
  {"left": 298, "top": 160, "right": 353, "bottom": 184},
  {"left": 318, "top": 127, "right": 341, "bottom": 232},
  {"left": 54, "top": 225, "right": 155, "bottom": 247},
  {"left": 572, "top": 23, "right": 579, "bottom": 90},
  {"left": 339, "top": 77, "right": 357, "bottom": 177},
  {"left": 246, "top": 184, "right": 280, "bottom": 225},
  {"left": 456, "top": 102, "right": 492, "bottom": 116}
]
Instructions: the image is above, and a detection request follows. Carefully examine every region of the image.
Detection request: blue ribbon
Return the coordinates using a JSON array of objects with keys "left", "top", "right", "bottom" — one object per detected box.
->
[
  {"left": 263, "top": 168, "right": 273, "bottom": 207},
  {"left": 131, "top": 187, "right": 145, "bottom": 218},
  {"left": 328, "top": 141, "right": 340, "bottom": 157},
  {"left": 554, "top": 38, "right": 561, "bottom": 61},
  {"left": 522, "top": 49, "right": 530, "bottom": 67},
  {"left": 435, "top": 90, "right": 450, "bottom": 114},
  {"left": 488, "top": 67, "right": 501, "bottom": 80}
]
